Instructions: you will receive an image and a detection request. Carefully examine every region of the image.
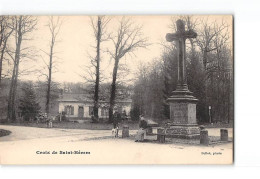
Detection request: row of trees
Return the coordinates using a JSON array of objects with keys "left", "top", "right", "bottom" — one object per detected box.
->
[
  {"left": 0, "top": 16, "right": 38, "bottom": 121},
  {"left": 131, "top": 16, "right": 233, "bottom": 123},
  {"left": 0, "top": 16, "right": 148, "bottom": 123},
  {"left": 82, "top": 16, "right": 148, "bottom": 123},
  {"left": 0, "top": 16, "right": 62, "bottom": 122}
]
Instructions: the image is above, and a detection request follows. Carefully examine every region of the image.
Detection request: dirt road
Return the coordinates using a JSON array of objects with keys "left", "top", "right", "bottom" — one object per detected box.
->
[{"left": 0, "top": 125, "right": 233, "bottom": 164}]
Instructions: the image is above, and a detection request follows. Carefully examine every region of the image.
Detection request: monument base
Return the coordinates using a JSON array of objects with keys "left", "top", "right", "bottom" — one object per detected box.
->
[
  {"left": 165, "top": 125, "right": 201, "bottom": 139},
  {"left": 166, "top": 85, "right": 200, "bottom": 139}
]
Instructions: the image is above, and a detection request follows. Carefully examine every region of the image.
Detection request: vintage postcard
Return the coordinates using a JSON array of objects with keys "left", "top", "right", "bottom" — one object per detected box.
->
[{"left": 0, "top": 15, "right": 233, "bottom": 164}]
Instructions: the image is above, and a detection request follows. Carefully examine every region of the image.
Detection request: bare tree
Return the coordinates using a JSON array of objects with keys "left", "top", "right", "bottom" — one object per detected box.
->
[
  {"left": 7, "top": 16, "right": 37, "bottom": 121},
  {"left": 0, "top": 16, "right": 13, "bottom": 86},
  {"left": 196, "top": 18, "right": 230, "bottom": 70},
  {"left": 89, "top": 16, "right": 111, "bottom": 122},
  {"left": 107, "top": 17, "right": 148, "bottom": 123},
  {"left": 40, "top": 16, "right": 63, "bottom": 117},
  {"left": 210, "top": 22, "right": 231, "bottom": 123},
  {"left": 168, "top": 16, "right": 233, "bottom": 123}
]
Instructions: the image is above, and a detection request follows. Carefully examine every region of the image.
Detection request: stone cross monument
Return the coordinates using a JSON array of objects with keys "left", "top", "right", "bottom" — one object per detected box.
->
[{"left": 165, "top": 19, "right": 200, "bottom": 139}]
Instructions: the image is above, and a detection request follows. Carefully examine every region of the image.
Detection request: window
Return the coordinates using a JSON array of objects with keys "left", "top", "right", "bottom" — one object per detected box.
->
[
  {"left": 89, "top": 106, "right": 93, "bottom": 116},
  {"left": 71, "top": 106, "right": 74, "bottom": 115},
  {"left": 101, "top": 108, "right": 108, "bottom": 117},
  {"left": 65, "top": 106, "right": 68, "bottom": 114},
  {"left": 78, "top": 106, "right": 84, "bottom": 117},
  {"left": 101, "top": 108, "right": 105, "bottom": 116},
  {"left": 65, "top": 105, "right": 74, "bottom": 115}
]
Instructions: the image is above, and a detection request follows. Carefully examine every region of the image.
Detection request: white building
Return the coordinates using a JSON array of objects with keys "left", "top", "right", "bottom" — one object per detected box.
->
[{"left": 58, "top": 93, "right": 132, "bottom": 120}]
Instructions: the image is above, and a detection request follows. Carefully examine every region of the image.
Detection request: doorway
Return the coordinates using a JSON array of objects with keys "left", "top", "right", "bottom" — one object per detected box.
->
[{"left": 78, "top": 106, "right": 84, "bottom": 118}]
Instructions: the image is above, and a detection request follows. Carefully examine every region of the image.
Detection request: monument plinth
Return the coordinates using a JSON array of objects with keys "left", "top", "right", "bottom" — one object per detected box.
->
[{"left": 166, "top": 19, "right": 200, "bottom": 139}]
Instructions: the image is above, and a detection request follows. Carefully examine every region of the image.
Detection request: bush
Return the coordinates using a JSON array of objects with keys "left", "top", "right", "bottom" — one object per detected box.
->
[
  {"left": 139, "top": 120, "right": 148, "bottom": 129},
  {"left": 19, "top": 83, "right": 41, "bottom": 121},
  {"left": 0, "top": 129, "right": 11, "bottom": 137},
  {"left": 130, "top": 106, "right": 140, "bottom": 121}
]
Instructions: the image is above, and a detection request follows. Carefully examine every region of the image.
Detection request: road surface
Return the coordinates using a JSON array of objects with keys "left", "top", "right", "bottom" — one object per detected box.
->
[{"left": 0, "top": 125, "right": 233, "bottom": 164}]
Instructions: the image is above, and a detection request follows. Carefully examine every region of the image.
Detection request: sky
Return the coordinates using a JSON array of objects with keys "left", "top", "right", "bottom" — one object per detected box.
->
[{"left": 4, "top": 15, "right": 232, "bottom": 84}]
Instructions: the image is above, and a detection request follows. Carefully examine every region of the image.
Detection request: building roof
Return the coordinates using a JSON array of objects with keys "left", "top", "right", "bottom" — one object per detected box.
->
[
  {"left": 58, "top": 93, "right": 91, "bottom": 102},
  {"left": 58, "top": 93, "right": 132, "bottom": 103}
]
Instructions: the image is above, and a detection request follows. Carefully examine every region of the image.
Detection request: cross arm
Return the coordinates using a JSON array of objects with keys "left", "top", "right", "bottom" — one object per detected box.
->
[{"left": 166, "top": 29, "right": 197, "bottom": 42}]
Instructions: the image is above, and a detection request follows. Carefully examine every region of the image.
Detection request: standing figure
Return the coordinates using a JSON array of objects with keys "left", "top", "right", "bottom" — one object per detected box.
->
[
  {"left": 122, "top": 110, "right": 127, "bottom": 121},
  {"left": 113, "top": 111, "right": 119, "bottom": 137},
  {"left": 46, "top": 116, "right": 53, "bottom": 128},
  {"left": 49, "top": 117, "right": 53, "bottom": 128},
  {"left": 135, "top": 115, "right": 147, "bottom": 142}
]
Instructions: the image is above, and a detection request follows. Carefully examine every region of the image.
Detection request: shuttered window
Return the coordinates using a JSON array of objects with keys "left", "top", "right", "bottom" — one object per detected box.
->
[
  {"left": 65, "top": 105, "right": 74, "bottom": 115},
  {"left": 89, "top": 106, "right": 93, "bottom": 115},
  {"left": 101, "top": 108, "right": 105, "bottom": 116},
  {"left": 71, "top": 106, "right": 74, "bottom": 115}
]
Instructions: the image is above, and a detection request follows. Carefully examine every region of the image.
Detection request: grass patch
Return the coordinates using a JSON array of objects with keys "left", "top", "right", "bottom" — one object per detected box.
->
[{"left": 0, "top": 129, "right": 11, "bottom": 137}]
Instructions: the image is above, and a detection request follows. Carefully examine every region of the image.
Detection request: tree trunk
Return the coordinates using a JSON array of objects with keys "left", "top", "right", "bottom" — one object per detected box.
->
[
  {"left": 203, "top": 50, "right": 207, "bottom": 70},
  {"left": 227, "top": 74, "right": 231, "bottom": 124},
  {"left": 46, "top": 38, "right": 54, "bottom": 117},
  {"left": 11, "top": 59, "right": 20, "bottom": 121},
  {"left": 0, "top": 28, "right": 12, "bottom": 86},
  {"left": 0, "top": 42, "right": 7, "bottom": 86},
  {"left": 109, "top": 58, "right": 119, "bottom": 123},
  {"left": 0, "top": 19, "right": 4, "bottom": 61},
  {"left": 7, "top": 18, "right": 22, "bottom": 121},
  {"left": 209, "top": 72, "right": 214, "bottom": 123},
  {"left": 7, "top": 64, "right": 16, "bottom": 121},
  {"left": 0, "top": 47, "right": 4, "bottom": 86},
  {"left": 93, "top": 17, "right": 101, "bottom": 121}
]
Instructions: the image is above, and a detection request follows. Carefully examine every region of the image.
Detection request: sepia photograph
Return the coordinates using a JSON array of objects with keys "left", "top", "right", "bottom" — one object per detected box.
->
[{"left": 0, "top": 15, "right": 233, "bottom": 164}]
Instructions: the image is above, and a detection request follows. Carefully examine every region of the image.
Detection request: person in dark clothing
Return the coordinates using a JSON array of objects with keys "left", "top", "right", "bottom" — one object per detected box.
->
[
  {"left": 122, "top": 110, "right": 127, "bottom": 121},
  {"left": 113, "top": 111, "right": 119, "bottom": 137},
  {"left": 113, "top": 111, "right": 119, "bottom": 129}
]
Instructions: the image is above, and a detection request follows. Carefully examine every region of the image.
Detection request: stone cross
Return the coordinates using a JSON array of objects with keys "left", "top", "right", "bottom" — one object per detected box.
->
[{"left": 166, "top": 19, "right": 197, "bottom": 91}]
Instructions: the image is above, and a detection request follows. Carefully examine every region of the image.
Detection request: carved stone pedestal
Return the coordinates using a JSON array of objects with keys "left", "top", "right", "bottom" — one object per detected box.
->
[
  {"left": 166, "top": 125, "right": 200, "bottom": 139},
  {"left": 166, "top": 88, "right": 201, "bottom": 139}
]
